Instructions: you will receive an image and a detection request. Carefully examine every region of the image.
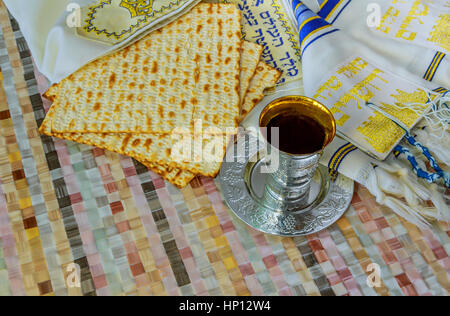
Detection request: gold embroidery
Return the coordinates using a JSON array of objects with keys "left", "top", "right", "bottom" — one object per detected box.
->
[
  {"left": 377, "top": 6, "right": 400, "bottom": 34},
  {"left": 120, "top": 0, "right": 154, "bottom": 18},
  {"left": 378, "top": 88, "right": 428, "bottom": 127},
  {"left": 396, "top": 0, "right": 429, "bottom": 41},
  {"left": 427, "top": 14, "right": 450, "bottom": 52},
  {"left": 314, "top": 56, "right": 431, "bottom": 157},
  {"left": 337, "top": 57, "right": 368, "bottom": 79},
  {"left": 330, "top": 68, "right": 388, "bottom": 126},
  {"left": 357, "top": 112, "right": 404, "bottom": 154},
  {"left": 314, "top": 76, "right": 342, "bottom": 101}
]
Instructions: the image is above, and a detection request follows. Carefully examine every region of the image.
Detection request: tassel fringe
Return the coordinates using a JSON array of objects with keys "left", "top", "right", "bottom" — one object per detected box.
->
[{"left": 363, "top": 119, "right": 449, "bottom": 228}]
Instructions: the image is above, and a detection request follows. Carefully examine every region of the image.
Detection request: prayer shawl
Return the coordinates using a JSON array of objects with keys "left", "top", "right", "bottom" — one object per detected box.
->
[{"left": 286, "top": 0, "right": 450, "bottom": 227}]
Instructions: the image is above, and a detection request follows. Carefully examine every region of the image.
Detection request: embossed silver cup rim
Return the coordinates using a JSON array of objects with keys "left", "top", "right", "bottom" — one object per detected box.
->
[{"left": 259, "top": 95, "right": 336, "bottom": 157}]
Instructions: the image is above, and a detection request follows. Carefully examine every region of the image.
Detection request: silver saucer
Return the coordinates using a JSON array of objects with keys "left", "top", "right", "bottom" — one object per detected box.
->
[{"left": 219, "top": 134, "right": 354, "bottom": 237}]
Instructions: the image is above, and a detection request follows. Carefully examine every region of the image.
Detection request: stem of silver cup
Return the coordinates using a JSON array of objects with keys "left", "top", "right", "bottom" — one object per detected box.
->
[{"left": 261, "top": 145, "right": 321, "bottom": 212}]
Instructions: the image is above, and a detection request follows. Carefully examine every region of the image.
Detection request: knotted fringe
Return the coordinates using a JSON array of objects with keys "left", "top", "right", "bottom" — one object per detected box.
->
[
  {"left": 363, "top": 123, "right": 449, "bottom": 229},
  {"left": 361, "top": 89, "right": 450, "bottom": 228},
  {"left": 414, "top": 126, "right": 450, "bottom": 166}
]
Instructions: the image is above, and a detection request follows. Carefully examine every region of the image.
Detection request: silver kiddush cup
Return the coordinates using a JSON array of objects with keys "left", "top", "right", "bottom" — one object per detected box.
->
[{"left": 259, "top": 96, "right": 336, "bottom": 212}]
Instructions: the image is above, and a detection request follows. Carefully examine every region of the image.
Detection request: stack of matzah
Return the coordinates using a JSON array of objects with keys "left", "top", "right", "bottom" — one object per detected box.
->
[{"left": 39, "top": 3, "right": 281, "bottom": 188}]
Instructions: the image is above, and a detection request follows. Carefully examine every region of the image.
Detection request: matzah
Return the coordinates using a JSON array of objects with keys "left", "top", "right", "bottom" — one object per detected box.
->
[
  {"left": 40, "top": 38, "right": 263, "bottom": 187},
  {"left": 240, "top": 61, "right": 282, "bottom": 121},
  {"left": 239, "top": 42, "right": 263, "bottom": 103},
  {"left": 46, "top": 3, "right": 242, "bottom": 135}
]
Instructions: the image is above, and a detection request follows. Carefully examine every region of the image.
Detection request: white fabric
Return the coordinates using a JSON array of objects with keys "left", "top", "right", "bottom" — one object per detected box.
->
[
  {"left": 3, "top": 0, "right": 200, "bottom": 83},
  {"left": 4, "top": 0, "right": 105, "bottom": 83}
]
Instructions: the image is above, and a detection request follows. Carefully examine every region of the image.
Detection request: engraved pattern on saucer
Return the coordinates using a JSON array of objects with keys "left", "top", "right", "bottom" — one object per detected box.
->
[{"left": 219, "top": 134, "right": 354, "bottom": 237}]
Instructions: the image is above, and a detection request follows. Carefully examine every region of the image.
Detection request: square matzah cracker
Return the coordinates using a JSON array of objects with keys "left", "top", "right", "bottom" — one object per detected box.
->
[
  {"left": 40, "top": 39, "right": 262, "bottom": 186},
  {"left": 46, "top": 3, "right": 242, "bottom": 135}
]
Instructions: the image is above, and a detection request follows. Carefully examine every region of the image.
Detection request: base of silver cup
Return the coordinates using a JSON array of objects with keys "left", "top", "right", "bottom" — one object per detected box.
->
[{"left": 219, "top": 134, "right": 354, "bottom": 237}]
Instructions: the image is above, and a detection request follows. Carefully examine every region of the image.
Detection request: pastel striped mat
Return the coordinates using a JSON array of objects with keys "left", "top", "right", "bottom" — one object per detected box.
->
[{"left": 0, "top": 2, "right": 448, "bottom": 296}]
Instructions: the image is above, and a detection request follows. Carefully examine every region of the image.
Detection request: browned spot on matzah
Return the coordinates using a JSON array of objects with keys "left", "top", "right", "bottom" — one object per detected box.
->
[
  {"left": 132, "top": 139, "right": 141, "bottom": 147},
  {"left": 218, "top": 19, "right": 223, "bottom": 36},
  {"left": 217, "top": 42, "right": 222, "bottom": 56},
  {"left": 121, "top": 135, "right": 132, "bottom": 152},
  {"left": 194, "top": 69, "right": 200, "bottom": 83},
  {"left": 108, "top": 74, "right": 116, "bottom": 88},
  {"left": 122, "top": 46, "right": 131, "bottom": 57},
  {"left": 143, "top": 139, "right": 152, "bottom": 151},
  {"left": 151, "top": 61, "right": 158, "bottom": 74}
]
